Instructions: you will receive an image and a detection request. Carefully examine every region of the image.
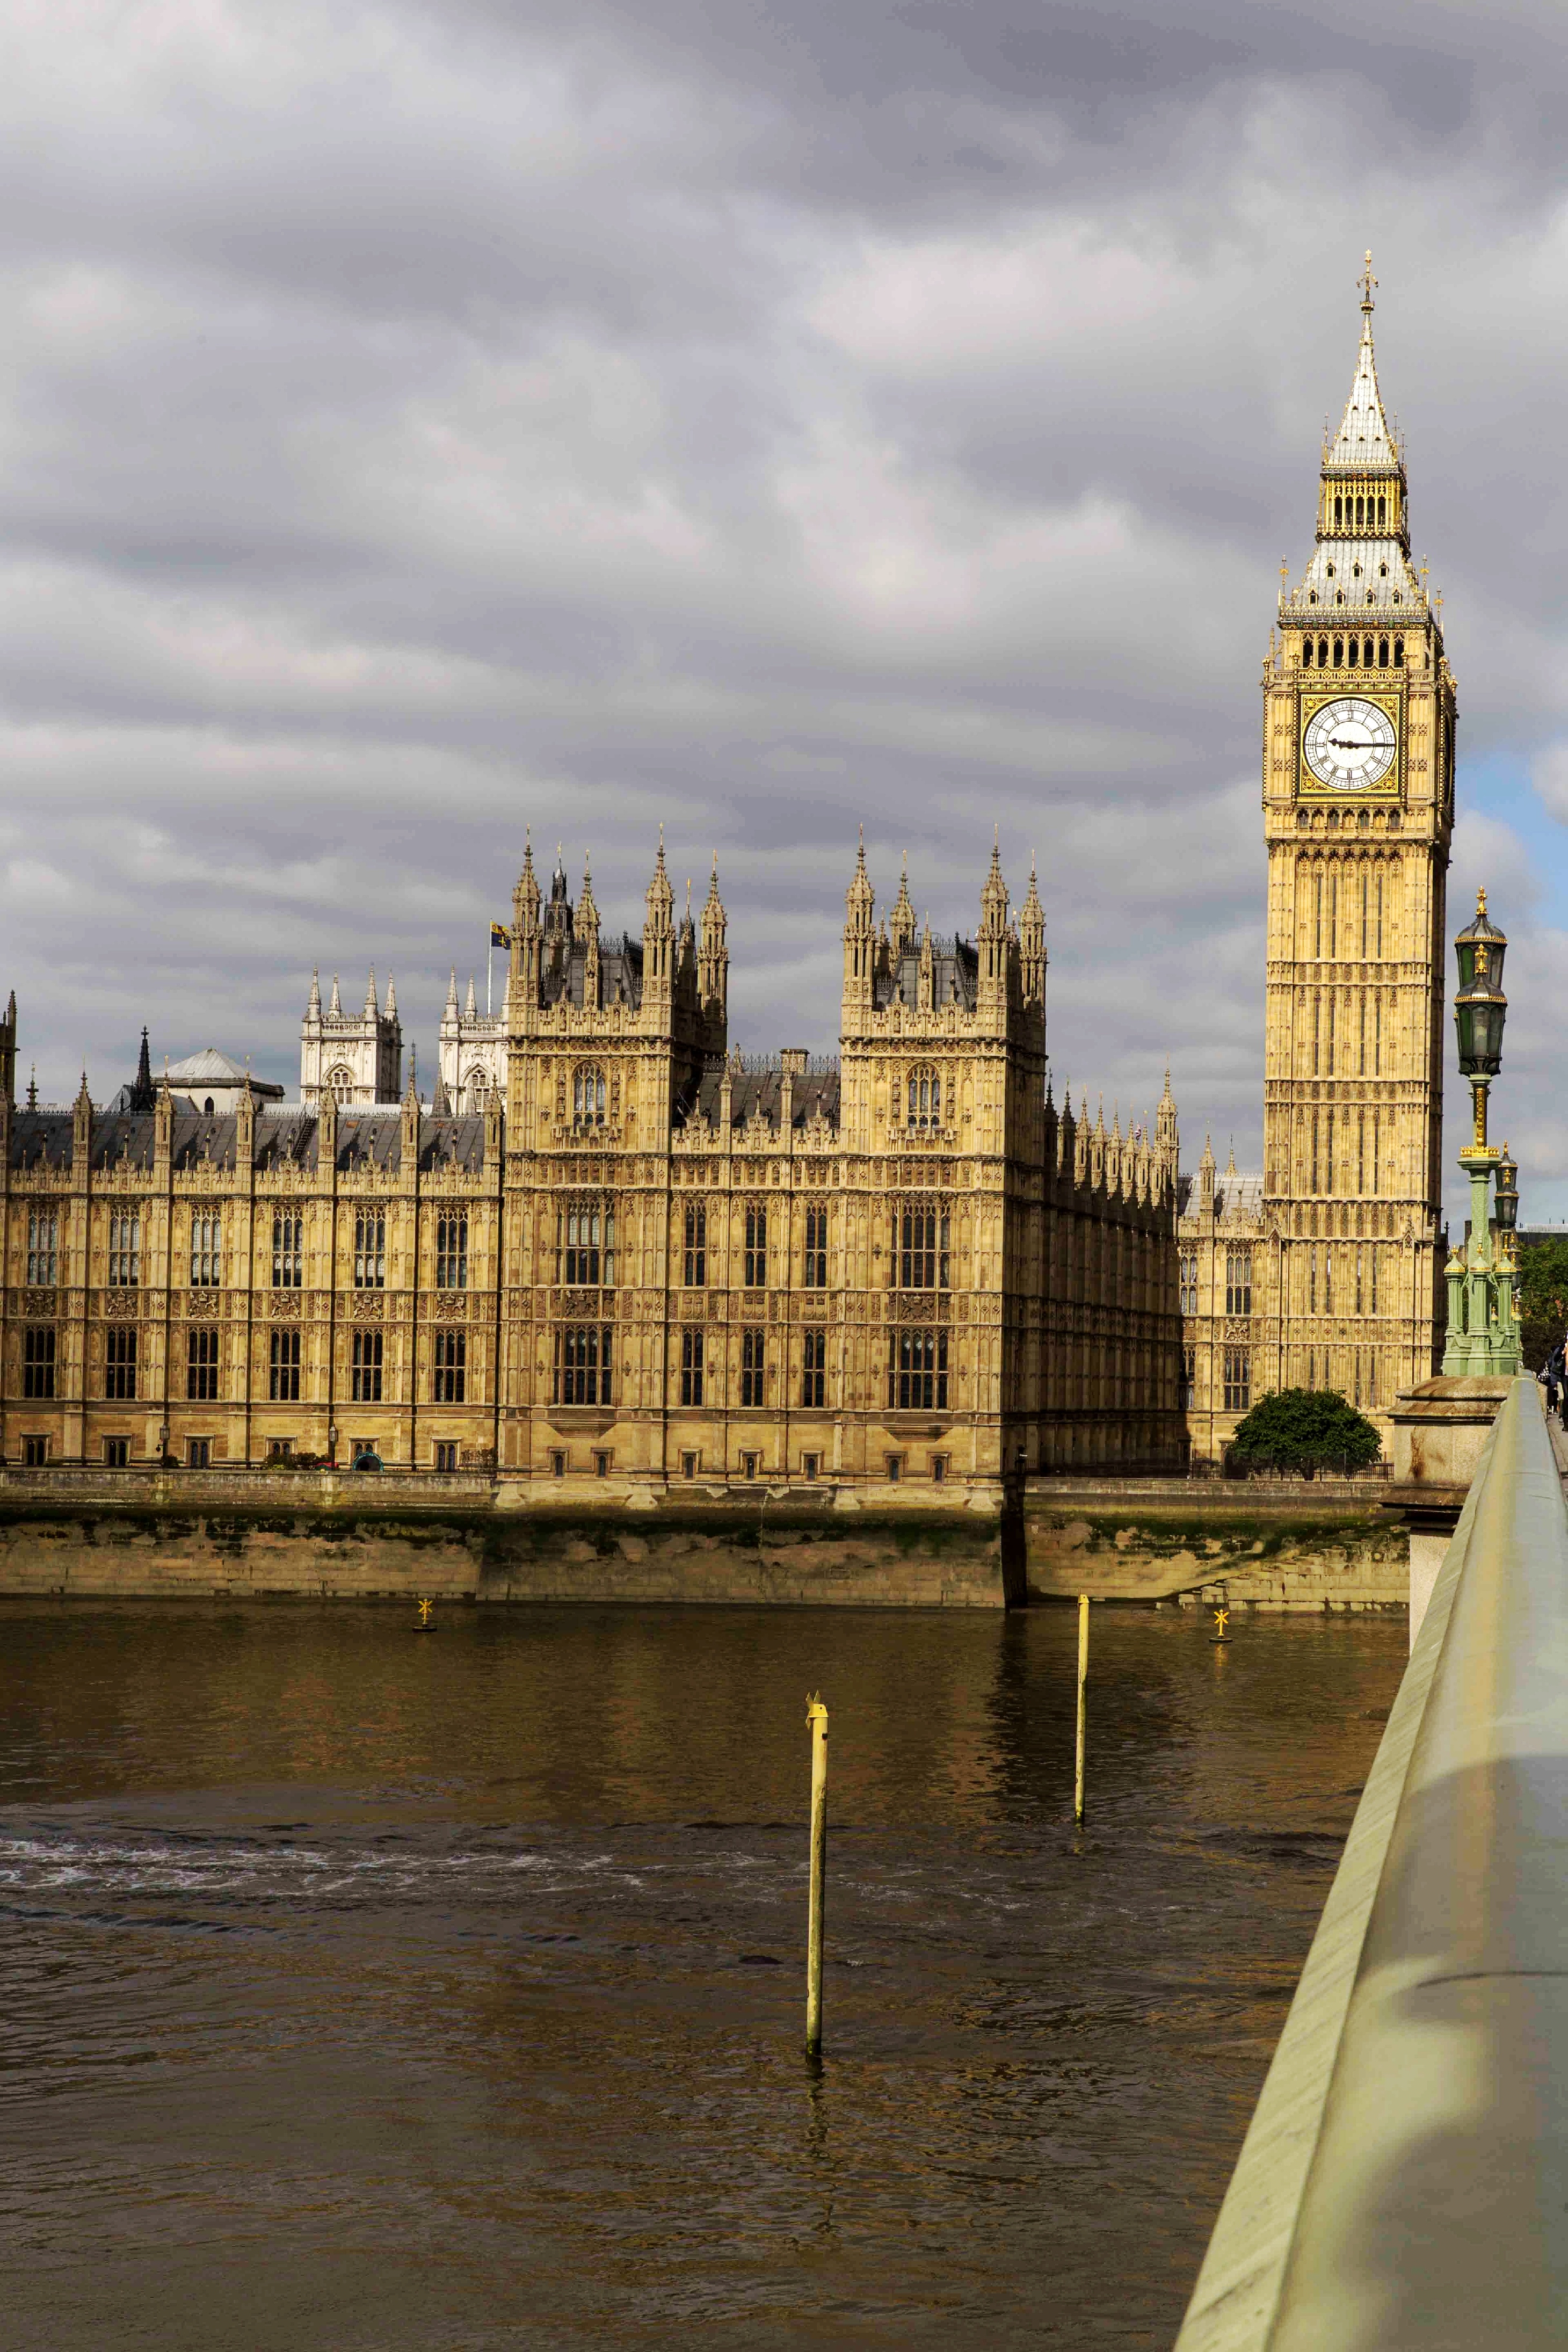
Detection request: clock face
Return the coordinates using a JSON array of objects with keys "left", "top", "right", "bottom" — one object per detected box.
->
[{"left": 1302, "top": 696, "right": 1398, "bottom": 790}]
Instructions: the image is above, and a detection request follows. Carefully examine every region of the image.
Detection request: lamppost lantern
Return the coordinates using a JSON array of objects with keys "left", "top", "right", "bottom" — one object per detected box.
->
[
  {"left": 1494, "top": 1145, "right": 1519, "bottom": 1233},
  {"left": 1454, "top": 885, "right": 1508, "bottom": 1077},
  {"left": 1443, "top": 887, "right": 1522, "bottom": 1375}
]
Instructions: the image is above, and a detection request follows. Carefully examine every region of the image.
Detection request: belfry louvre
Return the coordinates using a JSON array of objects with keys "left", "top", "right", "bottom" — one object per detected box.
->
[{"left": 0, "top": 837, "right": 1185, "bottom": 1492}]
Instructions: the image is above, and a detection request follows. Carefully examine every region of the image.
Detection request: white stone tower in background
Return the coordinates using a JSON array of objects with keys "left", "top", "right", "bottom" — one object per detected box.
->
[{"left": 299, "top": 967, "right": 403, "bottom": 1106}]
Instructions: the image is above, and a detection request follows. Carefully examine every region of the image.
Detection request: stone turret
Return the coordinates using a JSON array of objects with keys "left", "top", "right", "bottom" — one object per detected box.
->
[
  {"left": 1156, "top": 1064, "right": 1178, "bottom": 1174},
  {"left": 841, "top": 832, "right": 876, "bottom": 1021},
  {"left": 698, "top": 859, "right": 728, "bottom": 1032},
  {"left": 889, "top": 858, "right": 916, "bottom": 960},
  {"left": 579, "top": 860, "right": 601, "bottom": 1012},
  {"left": 1019, "top": 862, "right": 1046, "bottom": 1007},
  {"left": 977, "top": 838, "right": 1010, "bottom": 1017}
]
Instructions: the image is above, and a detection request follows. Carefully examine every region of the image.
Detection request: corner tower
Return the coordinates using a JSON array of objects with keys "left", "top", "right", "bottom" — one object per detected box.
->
[{"left": 1263, "top": 256, "right": 1455, "bottom": 1412}]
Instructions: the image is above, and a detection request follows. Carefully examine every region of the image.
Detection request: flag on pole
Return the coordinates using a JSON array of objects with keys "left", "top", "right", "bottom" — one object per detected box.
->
[{"left": 490, "top": 921, "right": 511, "bottom": 949}]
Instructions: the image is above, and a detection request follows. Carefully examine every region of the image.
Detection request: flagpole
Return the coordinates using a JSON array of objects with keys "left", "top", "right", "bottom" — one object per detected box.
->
[{"left": 487, "top": 935, "right": 492, "bottom": 1020}]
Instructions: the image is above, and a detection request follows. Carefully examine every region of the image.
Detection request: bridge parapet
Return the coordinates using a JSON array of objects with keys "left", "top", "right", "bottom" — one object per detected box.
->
[{"left": 1176, "top": 1375, "right": 1568, "bottom": 2350}]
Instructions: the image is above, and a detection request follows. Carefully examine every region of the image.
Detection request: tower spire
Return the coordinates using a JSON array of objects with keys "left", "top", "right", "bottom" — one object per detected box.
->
[{"left": 1327, "top": 252, "right": 1398, "bottom": 472}]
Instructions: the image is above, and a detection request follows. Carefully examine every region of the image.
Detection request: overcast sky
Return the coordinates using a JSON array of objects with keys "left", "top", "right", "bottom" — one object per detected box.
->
[{"left": 4, "top": 1, "right": 1568, "bottom": 1217}]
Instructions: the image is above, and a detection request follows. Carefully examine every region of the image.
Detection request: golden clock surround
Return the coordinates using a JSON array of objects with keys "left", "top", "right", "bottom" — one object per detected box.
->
[{"left": 1297, "top": 687, "right": 1403, "bottom": 798}]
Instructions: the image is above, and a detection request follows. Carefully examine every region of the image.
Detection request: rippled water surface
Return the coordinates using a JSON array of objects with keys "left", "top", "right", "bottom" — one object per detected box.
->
[{"left": 0, "top": 1598, "right": 1407, "bottom": 2349}]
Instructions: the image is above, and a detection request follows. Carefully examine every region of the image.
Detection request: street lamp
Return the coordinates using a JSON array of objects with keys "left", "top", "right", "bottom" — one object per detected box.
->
[
  {"left": 1494, "top": 1145, "right": 1519, "bottom": 1236},
  {"left": 1454, "top": 884, "right": 1508, "bottom": 1131},
  {"left": 1443, "top": 888, "right": 1521, "bottom": 1375}
]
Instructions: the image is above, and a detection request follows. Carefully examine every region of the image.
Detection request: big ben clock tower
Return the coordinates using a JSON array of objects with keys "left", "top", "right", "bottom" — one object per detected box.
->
[{"left": 1262, "top": 257, "right": 1455, "bottom": 1413}]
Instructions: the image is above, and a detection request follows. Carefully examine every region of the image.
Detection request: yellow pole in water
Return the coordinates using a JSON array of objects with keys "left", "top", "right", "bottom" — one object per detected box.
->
[
  {"left": 805, "top": 1692, "right": 829, "bottom": 2057},
  {"left": 1075, "top": 1594, "right": 1089, "bottom": 1825}
]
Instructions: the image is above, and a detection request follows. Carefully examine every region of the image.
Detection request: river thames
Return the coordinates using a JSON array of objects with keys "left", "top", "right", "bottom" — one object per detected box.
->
[{"left": 0, "top": 1599, "right": 1405, "bottom": 2348}]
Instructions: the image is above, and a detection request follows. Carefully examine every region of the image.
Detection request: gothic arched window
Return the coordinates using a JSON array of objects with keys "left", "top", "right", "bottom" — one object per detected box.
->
[
  {"left": 326, "top": 1065, "right": 353, "bottom": 1105},
  {"left": 906, "top": 1065, "right": 941, "bottom": 1130},
  {"left": 572, "top": 1065, "right": 606, "bottom": 1128},
  {"left": 744, "top": 1202, "right": 767, "bottom": 1289},
  {"left": 464, "top": 1069, "right": 488, "bottom": 1114},
  {"left": 1378, "top": 635, "right": 1389, "bottom": 668},
  {"left": 893, "top": 1203, "right": 950, "bottom": 1291},
  {"left": 1332, "top": 636, "right": 1344, "bottom": 667},
  {"left": 558, "top": 1198, "right": 614, "bottom": 1287},
  {"left": 1302, "top": 637, "right": 1314, "bottom": 668}
]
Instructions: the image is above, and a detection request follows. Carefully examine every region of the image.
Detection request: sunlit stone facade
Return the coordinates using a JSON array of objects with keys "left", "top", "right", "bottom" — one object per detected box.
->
[{"left": 0, "top": 841, "right": 1185, "bottom": 1489}]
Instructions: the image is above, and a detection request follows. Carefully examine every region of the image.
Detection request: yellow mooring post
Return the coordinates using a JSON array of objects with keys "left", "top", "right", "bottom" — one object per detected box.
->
[
  {"left": 1074, "top": 1594, "right": 1089, "bottom": 1825},
  {"left": 805, "top": 1692, "right": 829, "bottom": 2058}
]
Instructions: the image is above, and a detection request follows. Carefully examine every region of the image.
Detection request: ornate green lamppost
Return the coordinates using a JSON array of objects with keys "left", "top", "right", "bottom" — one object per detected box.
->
[{"left": 1442, "top": 889, "right": 1521, "bottom": 1374}]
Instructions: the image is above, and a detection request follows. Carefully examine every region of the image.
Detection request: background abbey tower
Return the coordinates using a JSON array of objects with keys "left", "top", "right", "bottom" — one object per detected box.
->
[{"left": 1179, "top": 259, "right": 1455, "bottom": 1456}]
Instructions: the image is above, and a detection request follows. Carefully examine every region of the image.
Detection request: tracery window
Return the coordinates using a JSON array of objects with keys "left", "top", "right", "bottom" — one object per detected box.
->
[
  {"left": 464, "top": 1070, "right": 488, "bottom": 1114},
  {"left": 325, "top": 1066, "right": 354, "bottom": 1105},
  {"left": 436, "top": 1213, "right": 468, "bottom": 1290},
  {"left": 683, "top": 1203, "right": 706, "bottom": 1288},
  {"left": 680, "top": 1329, "right": 703, "bottom": 1406},
  {"left": 433, "top": 1331, "right": 466, "bottom": 1404},
  {"left": 906, "top": 1065, "right": 941, "bottom": 1130},
  {"left": 24, "top": 1326, "right": 55, "bottom": 1398},
  {"left": 351, "top": 1330, "right": 382, "bottom": 1403},
  {"left": 272, "top": 1210, "right": 302, "bottom": 1289},
  {"left": 803, "top": 1206, "right": 828, "bottom": 1289},
  {"left": 801, "top": 1329, "right": 826, "bottom": 1409},
  {"left": 187, "top": 1328, "right": 220, "bottom": 1402},
  {"left": 26, "top": 1208, "right": 57, "bottom": 1287},
  {"left": 108, "top": 1209, "right": 140, "bottom": 1289},
  {"left": 1223, "top": 1351, "right": 1251, "bottom": 1412},
  {"left": 895, "top": 1204, "right": 949, "bottom": 1290},
  {"left": 888, "top": 1330, "right": 948, "bottom": 1412},
  {"left": 1178, "top": 1250, "right": 1198, "bottom": 1317},
  {"left": 560, "top": 1201, "right": 613, "bottom": 1288},
  {"left": 1224, "top": 1247, "right": 1252, "bottom": 1318},
  {"left": 354, "top": 1207, "right": 386, "bottom": 1290},
  {"left": 190, "top": 1212, "right": 222, "bottom": 1289},
  {"left": 572, "top": 1065, "right": 606, "bottom": 1129},
  {"left": 741, "top": 1329, "right": 766, "bottom": 1408},
  {"left": 744, "top": 1203, "right": 767, "bottom": 1289},
  {"left": 555, "top": 1325, "right": 612, "bottom": 1406},
  {"left": 105, "top": 1327, "right": 137, "bottom": 1401},
  {"left": 270, "top": 1330, "right": 301, "bottom": 1402}
]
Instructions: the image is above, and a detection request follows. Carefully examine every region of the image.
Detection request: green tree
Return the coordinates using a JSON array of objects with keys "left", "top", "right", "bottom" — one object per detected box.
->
[
  {"left": 1229, "top": 1387, "right": 1382, "bottom": 1478},
  {"left": 1517, "top": 1238, "right": 1568, "bottom": 1373}
]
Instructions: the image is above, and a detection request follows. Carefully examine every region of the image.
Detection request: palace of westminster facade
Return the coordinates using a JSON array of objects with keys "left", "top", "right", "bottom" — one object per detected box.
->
[{"left": 0, "top": 268, "right": 1454, "bottom": 1484}]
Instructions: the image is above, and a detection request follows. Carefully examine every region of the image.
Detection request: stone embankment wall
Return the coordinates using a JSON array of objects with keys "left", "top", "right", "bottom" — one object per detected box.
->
[
  {"left": 1025, "top": 1479, "right": 1406, "bottom": 1610},
  {"left": 0, "top": 1471, "right": 1407, "bottom": 1609},
  {"left": 0, "top": 1472, "right": 1021, "bottom": 1607}
]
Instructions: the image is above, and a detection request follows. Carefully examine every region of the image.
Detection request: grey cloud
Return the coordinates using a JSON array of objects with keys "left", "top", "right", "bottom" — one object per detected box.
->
[{"left": 2, "top": 0, "right": 1567, "bottom": 1214}]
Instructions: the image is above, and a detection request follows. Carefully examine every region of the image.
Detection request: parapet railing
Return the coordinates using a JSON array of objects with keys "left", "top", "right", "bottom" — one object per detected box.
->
[{"left": 1175, "top": 1374, "right": 1568, "bottom": 2350}]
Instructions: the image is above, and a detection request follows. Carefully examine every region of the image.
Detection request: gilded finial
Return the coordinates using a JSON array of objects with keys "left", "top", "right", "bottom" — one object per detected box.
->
[
  {"left": 1360, "top": 249, "right": 1376, "bottom": 313},
  {"left": 1477, "top": 884, "right": 1487, "bottom": 918}
]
